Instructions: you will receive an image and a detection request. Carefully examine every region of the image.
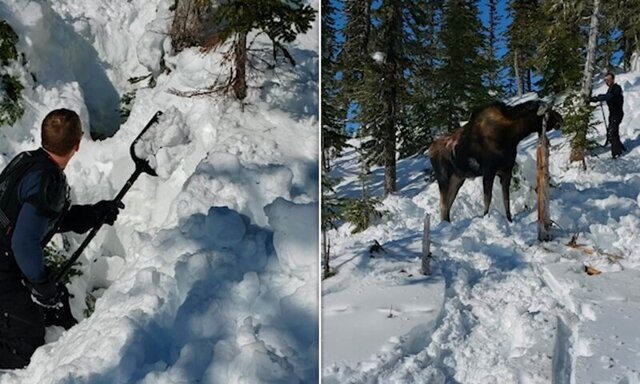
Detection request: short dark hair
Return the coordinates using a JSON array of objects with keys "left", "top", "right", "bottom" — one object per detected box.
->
[
  {"left": 605, "top": 72, "right": 615, "bottom": 80},
  {"left": 41, "top": 109, "right": 82, "bottom": 156}
]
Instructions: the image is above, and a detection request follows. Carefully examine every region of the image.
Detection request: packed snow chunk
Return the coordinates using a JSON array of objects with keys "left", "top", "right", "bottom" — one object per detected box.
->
[
  {"left": 136, "top": 2, "right": 172, "bottom": 76},
  {"left": 133, "top": 107, "right": 192, "bottom": 179},
  {"left": 175, "top": 152, "right": 293, "bottom": 227},
  {"left": 264, "top": 197, "right": 318, "bottom": 273},
  {"left": 204, "top": 206, "right": 248, "bottom": 248},
  {"left": 137, "top": 30, "right": 165, "bottom": 75}
]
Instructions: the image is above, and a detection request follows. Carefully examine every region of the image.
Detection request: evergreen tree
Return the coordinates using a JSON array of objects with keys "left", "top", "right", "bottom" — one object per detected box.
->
[
  {"left": 356, "top": 0, "right": 430, "bottom": 195},
  {"left": 342, "top": 142, "right": 383, "bottom": 233},
  {"left": 399, "top": 1, "right": 444, "bottom": 157},
  {"left": 617, "top": 0, "right": 640, "bottom": 71},
  {"left": 483, "top": 0, "right": 505, "bottom": 97},
  {"left": 0, "top": 20, "right": 24, "bottom": 126},
  {"left": 321, "top": 0, "right": 347, "bottom": 278},
  {"left": 507, "top": 0, "right": 542, "bottom": 96},
  {"left": 437, "top": 0, "right": 486, "bottom": 131},
  {"left": 338, "top": 0, "right": 373, "bottom": 145},
  {"left": 322, "top": 0, "right": 348, "bottom": 170},
  {"left": 321, "top": 172, "right": 342, "bottom": 278},
  {"left": 596, "top": 1, "right": 621, "bottom": 72},
  {"left": 536, "top": 1, "right": 583, "bottom": 96},
  {"left": 339, "top": 0, "right": 372, "bottom": 98},
  {"left": 197, "top": 0, "right": 315, "bottom": 102},
  {"left": 598, "top": 0, "right": 640, "bottom": 72}
]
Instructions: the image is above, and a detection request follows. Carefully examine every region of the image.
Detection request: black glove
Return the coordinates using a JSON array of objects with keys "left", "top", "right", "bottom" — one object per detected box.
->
[
  {"left": 590, "top": 96, "right": 598, "bottom": 103},
  {"left": 93, "top": 200, "right": 125, "bottom": 226},
  {"left": 23, "top": 275, "right": 62, "bottom": 309}
]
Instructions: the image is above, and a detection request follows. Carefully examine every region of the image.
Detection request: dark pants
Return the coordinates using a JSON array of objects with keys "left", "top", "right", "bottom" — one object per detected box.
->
[
  {"left": 0, "top": 281, "right": 45, "bottom": 369},
  {"left": 608, "top": 113, "right": 625, "bottom": 157}
]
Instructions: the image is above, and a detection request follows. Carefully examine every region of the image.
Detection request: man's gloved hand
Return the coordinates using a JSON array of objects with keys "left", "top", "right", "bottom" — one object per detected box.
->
[
  {"left": 93, "top": 200, "right": 125, "bottom": 226},
  {"left": 590, "top": 96, "right": 598, "bottom": 103},
  {"left": 23, "top": 275, "right": 62, "bottom": 309}
]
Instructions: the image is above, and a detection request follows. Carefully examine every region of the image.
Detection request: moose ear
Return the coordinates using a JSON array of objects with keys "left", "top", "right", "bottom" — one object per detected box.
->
[{"left": 537, "top": 101, "right": 549, "bottom": 116}]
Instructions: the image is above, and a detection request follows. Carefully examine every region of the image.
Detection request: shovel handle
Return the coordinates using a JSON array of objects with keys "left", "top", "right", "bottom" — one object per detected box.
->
[
  {"left": 56, "top": 168, "right": 143, "bottom": 282},
  {"left": 55, "top": 111, "right": 161, "bottom": 283}
]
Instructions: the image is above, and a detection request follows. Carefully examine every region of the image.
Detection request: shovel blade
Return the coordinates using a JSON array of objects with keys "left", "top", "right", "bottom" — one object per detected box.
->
[{"left": 130, "top": 111, "right": 163, "bottom": 177}]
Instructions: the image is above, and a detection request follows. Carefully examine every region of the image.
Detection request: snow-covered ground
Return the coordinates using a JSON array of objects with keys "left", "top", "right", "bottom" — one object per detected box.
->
[
  {"left": 0, "top": 0, "right": 318, "bottom": 383},
  {"left": 323, "top": 72, "right": 640, "bottom": 383}
]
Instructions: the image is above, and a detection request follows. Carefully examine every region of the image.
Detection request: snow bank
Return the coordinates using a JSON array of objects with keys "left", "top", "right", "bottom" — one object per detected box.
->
[{"left": 0, "top": 0, "right": 318, "bottom": 382}]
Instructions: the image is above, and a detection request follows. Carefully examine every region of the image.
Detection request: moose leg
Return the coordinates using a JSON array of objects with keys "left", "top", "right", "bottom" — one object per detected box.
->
[
  {"left": 498, "top": 170, "right": 513, "bottom": 222},
  {"left": 482, "top": 170, "right": 497, "bottom": 217},
  {"left": 445, "top": 174, "right": 465, "bottom": 221},
  {"left": 438, "top": 178, "right": 450, "bottom": 222}
]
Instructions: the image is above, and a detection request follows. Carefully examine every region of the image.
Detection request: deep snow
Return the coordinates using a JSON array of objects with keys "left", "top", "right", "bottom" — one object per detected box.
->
[
  {"left": 323, "top": 72, "right": 640, "bottom": 383},
  {"left": 0, "top": 0, "right": 318, "bottom": 383}
]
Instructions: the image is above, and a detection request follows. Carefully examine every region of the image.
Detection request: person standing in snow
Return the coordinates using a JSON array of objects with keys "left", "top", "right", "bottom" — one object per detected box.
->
[
  {"left": 590, "top": 72, "right": 626, "bottom": 158},
  {"left": 0, "top": 109, "right": 124, "bottom": 369}
]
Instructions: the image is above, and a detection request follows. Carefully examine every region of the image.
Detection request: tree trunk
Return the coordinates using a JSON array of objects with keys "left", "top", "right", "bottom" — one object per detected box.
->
[
  {"left": 384, "top": 158, "right": 396, "bottom": 195},
  {"left": 572, "top": 0, "right": 600, "bottom": 163},
  {"left": 581, "top": 0, "right": 600, "bottom": 100},
  {"left": 514, "top": 51, "right": 523, "bottom": 97},
  {"left": 382, "top": 3, "right": 400, "bottom": 196},
  {"left": 233, "top": 32, "right": 248, "bottom": 102},
  {"left": 170, "top": 0, "right": 209, "bottom": 51}
]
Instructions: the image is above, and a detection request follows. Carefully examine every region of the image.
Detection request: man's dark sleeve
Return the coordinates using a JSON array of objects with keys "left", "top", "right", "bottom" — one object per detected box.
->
[
  {"left": 12, "top": 203, "right": 48, "bottom": 283},
  {"left": 13, "top": 171, "right": 49, "bottom": 283},
  {"left": 57, "top": 204, "right": 97, "bottom": 234},
  {"left": 594, "top": 85, "right": 620, "bottom": 102}
]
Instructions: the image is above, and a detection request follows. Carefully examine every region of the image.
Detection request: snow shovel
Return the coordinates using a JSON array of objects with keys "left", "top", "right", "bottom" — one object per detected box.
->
[{"left": 56, "top": 111, "right": 163, "bottom": 282}]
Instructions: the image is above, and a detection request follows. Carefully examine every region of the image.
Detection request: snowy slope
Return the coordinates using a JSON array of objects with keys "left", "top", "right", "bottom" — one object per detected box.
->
[
  {"left": 323, "top": 72, "right": 640, "bottom": 383},
  {"left": 0, "top": 0, "right": 318, "bottom": 383}
]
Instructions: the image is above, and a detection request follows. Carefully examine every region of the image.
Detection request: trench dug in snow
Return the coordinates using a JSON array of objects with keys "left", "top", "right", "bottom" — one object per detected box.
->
[{"left": 42, "top": 127, "right": 319, "bottom": 382}]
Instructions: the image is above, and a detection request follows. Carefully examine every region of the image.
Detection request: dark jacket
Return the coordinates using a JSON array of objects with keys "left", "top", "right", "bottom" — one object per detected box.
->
[
  {"left": 594, "top": 83, "right": 624, "bottom": 118},
  {"left": 0, "top": 149, "right": 98, "bottom": 285}
]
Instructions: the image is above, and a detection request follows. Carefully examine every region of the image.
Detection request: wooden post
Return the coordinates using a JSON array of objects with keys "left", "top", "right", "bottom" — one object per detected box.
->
[
  {"left": 537, "top": 113, "right": 552, "bottom": 241},
  {"left": 421, "top": 213, "right": 431, "bottom": 275}
]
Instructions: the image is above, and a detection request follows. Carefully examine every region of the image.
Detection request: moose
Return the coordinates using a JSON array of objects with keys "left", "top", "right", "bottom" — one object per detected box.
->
[{"left": 429, "top": 100, "right": 562, "bottom": 222}]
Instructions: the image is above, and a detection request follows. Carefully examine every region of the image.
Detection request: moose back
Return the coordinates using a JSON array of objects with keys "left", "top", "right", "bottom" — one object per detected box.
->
[{"left": 429, "top": 100, "right": 562, "bottom": 222}]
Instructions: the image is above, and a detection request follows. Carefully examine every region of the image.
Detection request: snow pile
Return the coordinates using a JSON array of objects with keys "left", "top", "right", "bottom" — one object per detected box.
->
[
  {"left": 324, "top": 71, "right": 640, "bottom": 383},
  {"left": 0, "top": 0, "right": 318, "bottom": 383}
]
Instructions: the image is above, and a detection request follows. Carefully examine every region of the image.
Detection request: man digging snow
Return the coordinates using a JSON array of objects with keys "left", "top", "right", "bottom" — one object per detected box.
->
[{"left": 0, "top": 109, "right": 123, "bottom": 368}]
